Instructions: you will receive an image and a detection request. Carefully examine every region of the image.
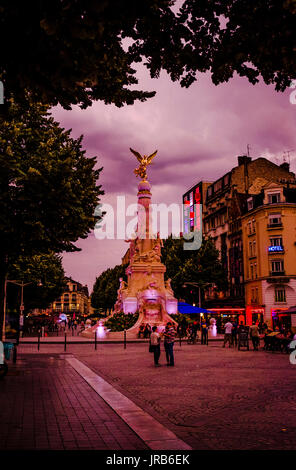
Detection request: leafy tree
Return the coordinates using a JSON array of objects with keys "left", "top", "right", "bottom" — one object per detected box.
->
[
  {"left": 0, "top": 1, "right": 295, "bottom": 109},
  {"left": 0, "top": 98, "right": 103, "bottom": 339},
  {"left": 161, "top": 235, "right": 227, "bottom": 303},
  {"left": 7, "top": 253, "right": 66, "bottom": 312},
  {"left": 91, "top": 264, "right": 128, "bottom": 313}
]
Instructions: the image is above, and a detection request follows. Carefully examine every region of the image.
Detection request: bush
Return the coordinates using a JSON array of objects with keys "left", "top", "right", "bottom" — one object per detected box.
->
[
  {"left": 105, "top": 312, "right": 139, "bottom": 332},
  {"left": 170, "top": 314, "right": 192, "bottom": 324}
]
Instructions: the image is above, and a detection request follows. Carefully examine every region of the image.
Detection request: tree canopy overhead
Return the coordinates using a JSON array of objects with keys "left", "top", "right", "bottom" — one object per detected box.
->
[{"left": 0, "top": 0, "right": 295, "bottom": 109}]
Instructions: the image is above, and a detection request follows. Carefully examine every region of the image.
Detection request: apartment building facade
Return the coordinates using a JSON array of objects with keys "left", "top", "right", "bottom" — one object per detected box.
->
[
  {"left": 241, "top": 181, "right": 296, "bottom": 328},
  {"left": 51, "top": 277, "right": 90, "bottom": 316},
  {"left": 182, "top": 155, "right": 296, "bottom": 324}
]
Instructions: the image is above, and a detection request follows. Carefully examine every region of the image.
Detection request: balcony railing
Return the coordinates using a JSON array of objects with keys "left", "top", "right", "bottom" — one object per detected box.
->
[
  {"left": 267, "top": 223, "right": 283, "bottom": 228},
  {"left": 270, "top": 271, "right": 285, "bottom": 276}
]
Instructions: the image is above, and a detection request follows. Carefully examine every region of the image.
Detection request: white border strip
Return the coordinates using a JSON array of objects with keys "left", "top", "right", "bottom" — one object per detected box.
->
[{"left": 66, "top": 357, "right": 191, "bottom": 450}]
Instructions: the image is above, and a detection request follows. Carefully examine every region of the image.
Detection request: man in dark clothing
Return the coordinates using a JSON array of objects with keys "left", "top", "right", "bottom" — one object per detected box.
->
[
  {"left": 163, "top": 322, "right": 175, "bottom": 366},
  {"left": 201, "top": 320, "right": 208, "bottom": 345}
]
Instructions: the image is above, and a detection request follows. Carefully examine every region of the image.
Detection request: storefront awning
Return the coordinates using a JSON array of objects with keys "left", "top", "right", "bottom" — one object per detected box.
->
[
  {"left": 178, "top": 302, "right": 212, "bottom": 314},
  {"left": 277, "top": 306, "right": 296, "bottom": 315}
]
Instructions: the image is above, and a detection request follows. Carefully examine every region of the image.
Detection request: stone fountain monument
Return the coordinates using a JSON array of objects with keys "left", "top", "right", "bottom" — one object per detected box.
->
[
  {"left": 114, "top": 148, "right": 178, "bottom": 335},
  {"left": 82, "top": 148, "right": 178, "bottom": 339}
]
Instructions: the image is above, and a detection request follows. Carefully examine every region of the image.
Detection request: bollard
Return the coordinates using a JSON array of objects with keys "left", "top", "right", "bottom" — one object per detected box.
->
[
  {"left": 179, "top": 334, "right": 182, "bottom": 347},
  {"left": 124, "top": 329, "right": 127, "bottom": 349},
  {"left": 95, "top": 331, "right": 97, "bottom": 350},
  {"left": 64, "top": 332, "right": 67, "bottom": 352},
  {"left": 38, "top": 331, "right": 40, "bottom": 351}
]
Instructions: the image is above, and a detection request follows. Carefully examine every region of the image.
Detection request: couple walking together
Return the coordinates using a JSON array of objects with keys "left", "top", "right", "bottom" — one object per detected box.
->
[{"left": 150, "top": 322, "right": 175, "bottom": 367}]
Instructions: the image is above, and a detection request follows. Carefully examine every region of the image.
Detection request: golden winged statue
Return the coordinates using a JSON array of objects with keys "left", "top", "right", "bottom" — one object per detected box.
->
[{"left": 130, "top": 148, "right": 158, "bottom": 180}]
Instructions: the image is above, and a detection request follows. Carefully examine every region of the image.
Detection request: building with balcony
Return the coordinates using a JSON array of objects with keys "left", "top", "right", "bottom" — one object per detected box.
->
[
  {"left": 182, "top": 155, "right": 296, "bottom": 323},
  {"left": 241, "top": 181, "right": 296, "bottom": 328}
]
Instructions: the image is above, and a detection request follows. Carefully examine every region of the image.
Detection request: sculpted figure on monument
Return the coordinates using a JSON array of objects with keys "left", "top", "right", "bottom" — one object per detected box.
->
[
  {"left": 119, "top": 277, "right": 127, "bottom": 291},
  {"left": 130, "top": 148, "right": 158, "bottom": 180},
  {"left": 165, "top": 278, "right": 174, "bottom": 295}
]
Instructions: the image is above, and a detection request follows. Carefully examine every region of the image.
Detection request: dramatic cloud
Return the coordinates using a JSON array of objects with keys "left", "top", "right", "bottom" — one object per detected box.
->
[{"left": 54, "top": 66, "right": 296, "bottom": 291}]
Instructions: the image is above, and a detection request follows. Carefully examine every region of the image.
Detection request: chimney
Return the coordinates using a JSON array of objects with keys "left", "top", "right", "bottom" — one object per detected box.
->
[
  {"left": 280, "top": 162, "right": 290, "bottom": 172},
  {"left": 238, "top": 155, "right": 252, "bottom": 166}
]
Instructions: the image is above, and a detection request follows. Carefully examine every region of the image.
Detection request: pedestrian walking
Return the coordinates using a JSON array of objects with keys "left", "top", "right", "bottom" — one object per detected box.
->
[
  {"left": 163, "top": 322, "right": 175, "bottom": 366},
  {"left": 223, "top": 321, "right": 233, "bottom": 348},
  {"left": 150, "top": 326, "right": 161, "bottom": 367},
  {"left": 249, "top": 321, "right": 260, "bottom": 351}
]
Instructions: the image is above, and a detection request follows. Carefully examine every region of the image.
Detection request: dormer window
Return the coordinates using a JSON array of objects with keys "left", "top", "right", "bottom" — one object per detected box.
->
[
  {"left": 247, "top": 197, "right": 253, "bottom": 211},
  {"left": 268, "top": 192, "right": 280, "bottom": 204}
]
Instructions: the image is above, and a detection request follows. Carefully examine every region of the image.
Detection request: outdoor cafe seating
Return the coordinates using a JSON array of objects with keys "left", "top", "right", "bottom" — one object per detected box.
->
[{"left": 263, "top": 331, "right": 294, "bottom": 353}]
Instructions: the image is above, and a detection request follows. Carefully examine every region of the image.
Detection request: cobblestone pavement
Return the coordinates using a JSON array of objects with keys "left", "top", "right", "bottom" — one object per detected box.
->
[
  {"left": 0, "top": 353, "right": 147, "bottom": 450},
  {"left": 56, "top": 342, "right": 296, "bottom": 451},
  {"left": 6, "top": 342, "right": 296, "bottom": 450}
]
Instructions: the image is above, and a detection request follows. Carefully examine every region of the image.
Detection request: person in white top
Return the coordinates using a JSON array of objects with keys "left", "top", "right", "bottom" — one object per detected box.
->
[
  {"left": 150, "top": 326, "right": 161, "bottom": 366},
  {"left": 223, "top": 321, "right": 233, "bottom": 348}
]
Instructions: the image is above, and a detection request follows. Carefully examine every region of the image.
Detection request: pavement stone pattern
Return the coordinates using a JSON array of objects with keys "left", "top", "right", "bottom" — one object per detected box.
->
[
  {"left": 0, "top": 353, "right": 147, "bottom": 450},
  {"left": 69, "top": 342, "right": 296, "bottom": 450},
  {"left": 3, "top": 342, "right": 296, "bottom": 450},
  {"left": 67, "top": 356, "right": 191, "bottom": 450}
]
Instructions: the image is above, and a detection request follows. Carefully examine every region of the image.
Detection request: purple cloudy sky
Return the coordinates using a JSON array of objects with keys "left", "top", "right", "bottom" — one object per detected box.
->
[{"left": 53, "top": 66, "right": 296, "bottom": 293}]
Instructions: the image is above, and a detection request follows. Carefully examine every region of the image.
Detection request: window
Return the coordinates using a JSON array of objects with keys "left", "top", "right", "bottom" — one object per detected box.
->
[
  {"left": 253, "top": 241, "right": 256, "bottom": 256},
  {"left": 224, "top": 174, "right": 230, "bottom": 186},
  {"left": 247, "top": 197, "right": 253, "bottom": 211},
  {"left": 214, "top": 179, "right": 222, "bottom": 192},
  {"left": 270, "top": 237, "right": 283, "bottom": 246},
  {"left": 250, "top": 264, "right": 254, "bottom": 279},
  {"left": 249, "top": 241, "right": 253, "bottom": 257},
  {"left": 275, "top": 288, "right": 286, "bottom": 302},
  {"left": 268, "top": 192, "right": 280, "bottom": 204},
  {"left": 254, "top": 263, "right": 257, "bottom": 279},
  {"left": 247, "top": 220, "right": 252, "bottom": 235},
  {"left": 271, "top": 260, "right": 284, "bottom": 273},
  {"left": 251, "top": 288, "right": 255, "bottom": 302},
  {"left": 255, "top": 287, "right": 259, "bottom": 302},
  {"left": 268, "top": 213, "right": 282, "bottom": 226},
  {"left": 252, "top": 218, "right": 256, "bottom": 233}
]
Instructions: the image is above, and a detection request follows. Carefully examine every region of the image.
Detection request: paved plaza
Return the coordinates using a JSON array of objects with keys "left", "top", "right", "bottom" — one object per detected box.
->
[{"left": 1, "top": 341, "right": 296, "bottom": 450}]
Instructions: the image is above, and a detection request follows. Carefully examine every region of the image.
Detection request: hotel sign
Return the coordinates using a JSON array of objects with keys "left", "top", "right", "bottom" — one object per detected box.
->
[{"left": 268, "top": 246, "right": 284, "bottom": 253}]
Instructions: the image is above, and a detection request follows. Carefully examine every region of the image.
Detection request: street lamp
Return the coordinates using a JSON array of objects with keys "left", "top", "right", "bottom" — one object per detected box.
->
[
  {"left": 182, "top": 282, "right": 202, "bottom": 308},
  {"left": 2, "top": 279, "right": 42, "bottom": 341}
]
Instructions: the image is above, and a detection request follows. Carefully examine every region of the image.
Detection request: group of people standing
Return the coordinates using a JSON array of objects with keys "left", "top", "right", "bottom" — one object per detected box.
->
[
  {"left": 138, "top": 323, "right": 152, "bottom": 339},
  {"left": 222, "top": 320, "right": 262, "bottom": 349},
  {"left": 149, "top": 322, "right": 176, "bottom": 367}
]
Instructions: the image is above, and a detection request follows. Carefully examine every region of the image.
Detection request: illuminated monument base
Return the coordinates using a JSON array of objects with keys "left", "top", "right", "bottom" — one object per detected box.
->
[{"left": 114, "top": 176, "right": 178, "bottom": 337}]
